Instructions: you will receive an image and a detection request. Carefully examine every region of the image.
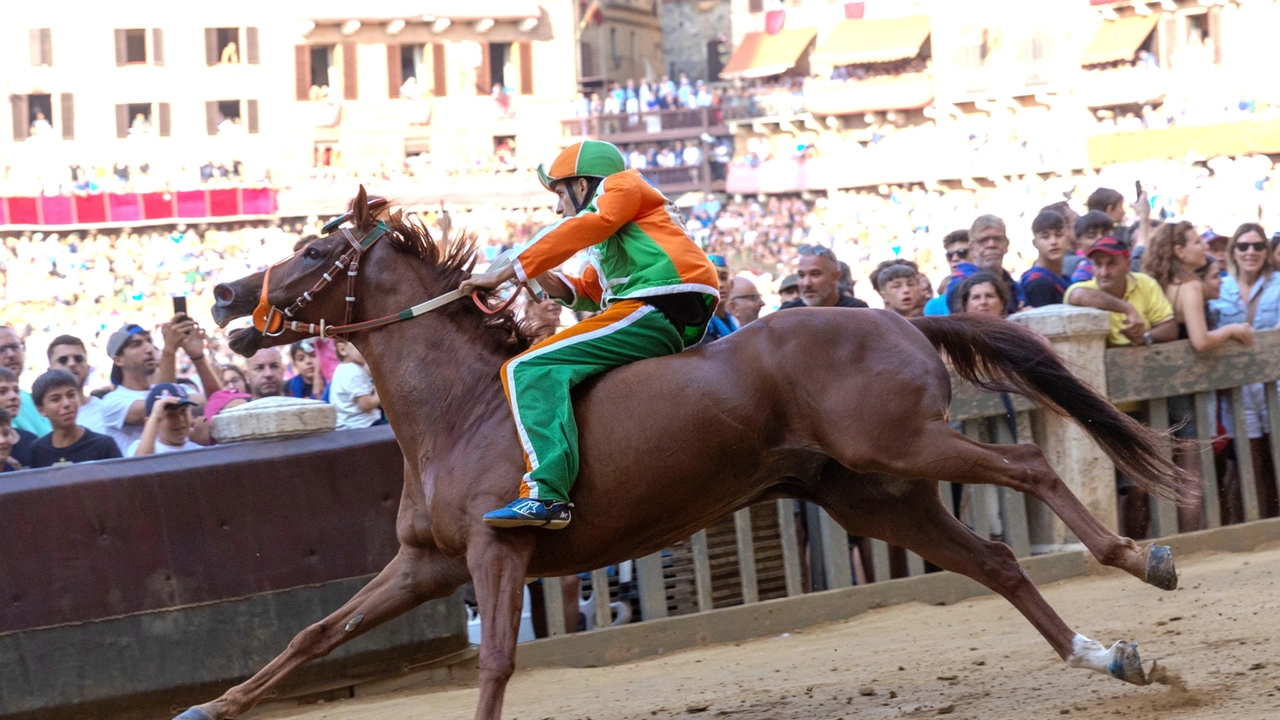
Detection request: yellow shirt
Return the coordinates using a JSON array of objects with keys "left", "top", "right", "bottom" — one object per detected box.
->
[{"left": 1064, "top": 272, "right": 1174, "bottom": 347}]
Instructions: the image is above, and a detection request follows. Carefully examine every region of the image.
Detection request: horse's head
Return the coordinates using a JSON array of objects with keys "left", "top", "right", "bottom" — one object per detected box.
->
[{"left": 213, "top": 186, "right": 389, "bottom": 356}]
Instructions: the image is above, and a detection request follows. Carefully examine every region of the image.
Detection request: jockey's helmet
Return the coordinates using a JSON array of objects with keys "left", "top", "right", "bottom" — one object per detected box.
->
[{"left": 536, "top": 140, "right": 626, "bottom": 193}]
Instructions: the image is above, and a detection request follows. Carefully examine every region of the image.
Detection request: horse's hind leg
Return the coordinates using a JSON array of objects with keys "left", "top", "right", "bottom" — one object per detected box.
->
[
  {"left": 866, "top": 421, "right": 1175, "bottom": 592},
  {"left": 817, "top": 478, "right": 1149, "bottom": 685},
  {"left": 175, "top": 544, "right": 470, "bottom": 720}
]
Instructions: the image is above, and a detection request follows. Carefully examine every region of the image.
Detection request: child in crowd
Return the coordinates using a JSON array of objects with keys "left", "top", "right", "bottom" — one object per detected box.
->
[
  {"left": 29, "top": 370, "right": 122, "bottom": 467},
  {"left": 129, "top": 383, "right": 203, "bottom": 456},
  {"left": 1020, "top": 209, "right": 1072, "bottom": 307},
  {"left": 330, "top": 340, "right": 383, "bottom": 430},
  {"left": 0, "top": 408, "right": 21, "bottom": 472},
  {"left": 0, "top": 368, "right": 36, "bottom": 468},
  {"left": 286, "top": 339, "right": 327, "bottom": 400}
]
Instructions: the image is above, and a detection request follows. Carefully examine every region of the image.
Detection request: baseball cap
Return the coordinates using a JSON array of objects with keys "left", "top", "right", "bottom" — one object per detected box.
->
[
  {"left": 779, "top": 273, "right": 799, "bottom": 292},
  {"left": 106, "top": 324, "right": 147, "bottom": 357},
  {"left": 1085, "top": 236, "right": 1130, "bottom": 259},
  {"left": 145, "top": 382, "right": 196, "bottom": 415},
  {"left": 708, "top": 254, "right": 728, "bottom": 268}
]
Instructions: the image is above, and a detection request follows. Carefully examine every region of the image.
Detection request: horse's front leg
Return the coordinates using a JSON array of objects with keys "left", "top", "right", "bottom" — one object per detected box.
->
[
  {"left": 467, "top": 530, "right": 536, "bottom": 720},
  {"left": 174, "top": 544, "right": 469, "bottom": 720}
]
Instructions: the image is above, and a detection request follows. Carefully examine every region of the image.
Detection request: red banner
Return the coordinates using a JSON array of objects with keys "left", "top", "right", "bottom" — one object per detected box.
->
[{"left": 1, "top": 188, "right": 279, "bottom": 228}]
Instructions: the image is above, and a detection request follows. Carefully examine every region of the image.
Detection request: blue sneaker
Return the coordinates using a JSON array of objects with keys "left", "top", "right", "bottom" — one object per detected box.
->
[{"left": 482, "top": 499, "right": 572, "bottom": 529}]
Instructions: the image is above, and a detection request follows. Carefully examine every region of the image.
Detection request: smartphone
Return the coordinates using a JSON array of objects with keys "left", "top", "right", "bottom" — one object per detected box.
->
[
  {"left": 1134, "top": 180, "right": 1143, "bottom": 197},
  {"left": 172, "top": 295, "right": 188, "bottom": 317}
]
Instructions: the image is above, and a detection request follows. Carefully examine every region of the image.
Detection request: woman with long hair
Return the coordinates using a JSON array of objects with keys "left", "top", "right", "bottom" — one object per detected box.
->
[
  {"left": 1142, "top": 221, "right": 1252, "bottom": 350},
  {"left": 1142, "top": 222, "right": 1253, "bottom": 529},
  {"left": 1210, "top": 222, "right": 1280, "bottom": 522}
]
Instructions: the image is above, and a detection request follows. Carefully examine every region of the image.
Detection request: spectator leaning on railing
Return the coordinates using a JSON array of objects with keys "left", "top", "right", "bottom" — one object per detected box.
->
[
  {"left": 1064, "top": 236, "right": 1176, "bottom": 348},
  {"left": 1210, "top": 222, "right": 1280, "bottom": 521}
]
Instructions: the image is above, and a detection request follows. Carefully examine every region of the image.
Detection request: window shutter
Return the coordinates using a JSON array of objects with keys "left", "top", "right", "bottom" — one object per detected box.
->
[
  {"left": 205, "top": 100, "right": 219, "bottom": 135},
  {"left": 748, "top": 0, "right": 763, "bottom": 13},
  {"left": 11, "top": 95, "right": 29, "bottom": 141},
  {"left": 476, "top": 42, "right": 490, "bottom": 95},
  {"left": 1208, "top": 8, "right": 1223, "bottom": 65},
  {"left": 152, "top": 28, "right": 164, "bottom": 66},
  {"left": 295, "top": 45, "right": 311, "bottom": 100},
  {"left": 342, "top": 43, "right": 359, "bottom": 100},
  {"left": 1160, "top": 15, "right": 1179, "bottom": 67},
  {"left": 246, "top": 99, "right": 259, "bottom": 133},
  {"left": 519, "top": 42, "right": 533, "bottom": 95},
  {"left": 386, "top": 42, "right": 402, "bottom": 98},
  {"left": 29, "top": 30, "right": 41, "bottom": 66},
  {"left": 158, "top": 102, "right": 171, "bottom": 137},
  {"left": 246, "top": 27, "right": 260, "bottom": 65},
  {"left": 432, "top": 43, "right": 447, "bottom": 97},
  {"left": 205, "top": 28, "right": 219, "bottom": 66},
  {"left": 115, "top": 104, "right": 129, "bottom": 139},
  {"left": 114, "top": 29, "right": 128, "bottom": 66},
  {"left": 60, "top": 93, "right": 74, "bottom": 139}
]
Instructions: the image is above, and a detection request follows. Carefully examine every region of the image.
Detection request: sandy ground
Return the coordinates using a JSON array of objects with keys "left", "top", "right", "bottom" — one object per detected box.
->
[{"left": 258, "top": 546, "right": 1280, "bottom": 720}]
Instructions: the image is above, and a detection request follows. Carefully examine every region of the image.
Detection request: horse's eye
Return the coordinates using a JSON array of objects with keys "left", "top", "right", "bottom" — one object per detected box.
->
[{"left": 304, "top": 246, "right": 322, "bottom": 260}]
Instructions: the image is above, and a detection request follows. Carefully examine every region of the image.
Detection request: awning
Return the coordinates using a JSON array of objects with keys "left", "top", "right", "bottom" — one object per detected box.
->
[
  {"left": 809, "top": 15, "right": 930, "bottom": 66},
  {"left": 721, "top": 27, "right": 818, "bottom": 79},
  {"left": 1080, "top": 15, "right": 1159, "bottom": 66}
]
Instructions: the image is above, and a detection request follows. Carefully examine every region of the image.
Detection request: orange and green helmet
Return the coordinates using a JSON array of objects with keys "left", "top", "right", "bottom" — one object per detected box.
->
[{"left": 536, "top": 140, "right": 627, "bottom": 192}]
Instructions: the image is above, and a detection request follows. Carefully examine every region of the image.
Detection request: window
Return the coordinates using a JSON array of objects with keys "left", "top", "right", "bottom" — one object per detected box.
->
[
  {"left": 124, "top": 29, "right": 146, "bottom": 63},
  {"left": 206, "top": 27, "right": 257, "bottom": 66},
  {"left": 29, "top": 28, "right": 52, "bottom": 66},
  {"left": 311, "top": 46, "right": 334, "bottom": 89},
  {"left": 488, "top": 43, "right": 512, "bottom": 92},
  {"left": 216, "top": 28, "right": 240, "bottom": 63},
  {"left": 394, "top": 44, "right": 437, "bottom": 98},
  {"left": 206, "top": 99, "right": 257, "bottom": 135},
  {"left": 27, "top": 94, "right": 54, "bottom": 137}
]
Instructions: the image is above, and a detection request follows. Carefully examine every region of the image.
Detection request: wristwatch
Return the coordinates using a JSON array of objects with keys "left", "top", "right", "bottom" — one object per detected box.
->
[{"left": 1142, "top": 331, "right": 1154, "bottom": 346}]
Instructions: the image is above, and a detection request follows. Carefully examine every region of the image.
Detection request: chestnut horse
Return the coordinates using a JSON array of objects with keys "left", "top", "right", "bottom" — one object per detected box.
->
[{"left": 180, "top": 191, "right": 1189, "bottom": 720}]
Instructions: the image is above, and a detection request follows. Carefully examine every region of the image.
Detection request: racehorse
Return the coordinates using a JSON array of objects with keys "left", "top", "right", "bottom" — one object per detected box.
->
[{"left": 181, "top": 189, "right": 1191, "bottom": 720}]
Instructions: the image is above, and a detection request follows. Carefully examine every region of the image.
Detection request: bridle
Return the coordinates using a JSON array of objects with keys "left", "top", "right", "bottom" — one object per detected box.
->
[{"left": 252, "top": 202, "right": 524, "bottom": 339}]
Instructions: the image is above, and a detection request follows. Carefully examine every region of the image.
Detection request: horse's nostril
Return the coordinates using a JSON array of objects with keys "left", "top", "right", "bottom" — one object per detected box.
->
[{"left": 214, "top": 284, "right": 235, "bottom": 305}]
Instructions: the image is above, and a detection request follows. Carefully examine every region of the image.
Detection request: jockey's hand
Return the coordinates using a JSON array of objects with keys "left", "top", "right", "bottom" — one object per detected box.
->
[{"left": 459, "top": 265, "right": 518, "bottom": 296}]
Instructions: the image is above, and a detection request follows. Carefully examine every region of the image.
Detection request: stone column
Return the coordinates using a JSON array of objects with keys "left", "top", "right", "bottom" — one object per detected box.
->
[{"left": 1007, "top": 304, "right": 1116, "bottom": 551}]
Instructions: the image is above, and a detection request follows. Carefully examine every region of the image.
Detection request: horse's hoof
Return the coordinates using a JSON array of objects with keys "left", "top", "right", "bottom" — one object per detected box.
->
[
  {"left": 1107, "top": 641, "right": 1148, "bottom": 685},
  {"left": 173, "top": 709, "right": 214, "bottom": 720},
  {"left": 1145, "top": 544, "right": 1177, "bottom": 591}
]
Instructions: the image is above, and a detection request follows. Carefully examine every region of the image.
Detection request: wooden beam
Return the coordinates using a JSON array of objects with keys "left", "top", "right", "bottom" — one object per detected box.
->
[
  {"left": 1194, "top": 391, "right": 1221, "bottom": 528},
  {"left": 949, "top": 373, "right": 1035, "bottom": 422},
  {"left": 1146, "top": 396, "right": 1180, "bottom": 537},
  {"left": 635, "top": 553, "right": 667, "bottom": 621},
  {"left": 870, "top": 539, "right": 891, "bottom": 583},
  {"left": 1229, "top": 386, "right": 1260, "bottom": 522},
  {"left": 733, "top": 509, "right": 759, "bottom": 604},
  {"left": 591, "top": 568, "right": 612, "bottom": 629},
  {"left": 1106, "top": 330, "right": 1280, "bottom": 404},
  {"left": 775, "top": 500, "right": 804, "bottom": 597},
  {"left": 1267, "top": 381, "right": 1280, "bottom": 516},
  {"left": 819, "top": 509, "right": 852, "bottom": 589},
  {"left": 689, "top": 530, "right": 713, "bottom": 613},
  {"left": 542, "top": 577, "right": 566, "bottom": 636}
]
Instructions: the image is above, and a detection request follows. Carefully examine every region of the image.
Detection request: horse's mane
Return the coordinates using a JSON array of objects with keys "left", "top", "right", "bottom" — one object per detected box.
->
[{"left": 381, "top": 209, "right": 535, "bottom": 354}]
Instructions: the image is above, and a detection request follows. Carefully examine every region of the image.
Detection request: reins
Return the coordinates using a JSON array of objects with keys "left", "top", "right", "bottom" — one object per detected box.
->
[{"left": 252, "top": 212, "right": 526, "bottom": 339}]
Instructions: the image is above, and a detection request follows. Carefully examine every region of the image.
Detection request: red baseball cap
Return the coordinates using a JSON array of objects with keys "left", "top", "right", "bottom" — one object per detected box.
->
[{"left": 1085, "top": 236, "right": 1130, "bottom": 259}]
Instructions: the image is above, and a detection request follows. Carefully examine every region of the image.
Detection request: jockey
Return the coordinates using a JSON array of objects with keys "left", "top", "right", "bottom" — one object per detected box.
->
[{"left": 459, "top": 140, "right": 719, "bottom": 529}]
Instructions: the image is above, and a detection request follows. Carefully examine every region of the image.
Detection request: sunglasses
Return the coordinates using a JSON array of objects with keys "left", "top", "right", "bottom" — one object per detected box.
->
[
  {"left": 1235, "top": 241, "right": 1268, "bottom": 253},
  {"left": 797, "top": 244, "right": 837, "bottom": 261},
  {"left": 54, "top": 354, "right": 86, "bottom": 365},
  {"left": 945, "top": 248, "right": 970, "bottom": 261}
]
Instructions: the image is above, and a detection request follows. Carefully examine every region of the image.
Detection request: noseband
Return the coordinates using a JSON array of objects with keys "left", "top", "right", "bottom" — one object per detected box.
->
[{"left": 252, "top": 211, "right": 525, "bottom": 339}]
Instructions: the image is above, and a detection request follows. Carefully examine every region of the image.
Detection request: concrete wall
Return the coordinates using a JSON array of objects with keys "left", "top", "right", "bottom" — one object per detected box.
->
[{"left": 660, "top": 0, "right": 731, "bottom": 82}]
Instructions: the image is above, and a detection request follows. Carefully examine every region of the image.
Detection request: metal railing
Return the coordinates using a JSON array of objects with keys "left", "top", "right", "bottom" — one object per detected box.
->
[{"left": 560, "top": 107, "right": 721, "bottom": 140}]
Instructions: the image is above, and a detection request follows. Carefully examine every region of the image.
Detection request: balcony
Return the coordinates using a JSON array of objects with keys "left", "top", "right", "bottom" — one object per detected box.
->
[
  {"left": 561, "top": 107, "right": 728, "bottom": 143},
  {"left": 643, "top": 161, "right": 727, "bottom": 196},
  {"left": 802, "top": 73, "right": 934, "bottom": 116},
  {"left": 1079, "top": 66, "right": 1169, "bottom": 109}
]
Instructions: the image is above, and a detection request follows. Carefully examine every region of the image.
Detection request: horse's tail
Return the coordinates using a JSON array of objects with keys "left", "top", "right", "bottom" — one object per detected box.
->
[{"left": 911, "top": 314, "right": 1196, "bottom": 504}]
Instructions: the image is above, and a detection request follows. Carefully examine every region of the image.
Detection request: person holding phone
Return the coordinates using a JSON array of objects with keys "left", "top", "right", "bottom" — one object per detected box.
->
[{"left": 158, "top": 297, "right": 223, "bottom": 395}]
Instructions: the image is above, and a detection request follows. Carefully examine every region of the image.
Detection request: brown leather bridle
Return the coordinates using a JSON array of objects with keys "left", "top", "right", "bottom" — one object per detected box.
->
[{"left": 251, "top": 207, "right": 524, "bottom": 340}]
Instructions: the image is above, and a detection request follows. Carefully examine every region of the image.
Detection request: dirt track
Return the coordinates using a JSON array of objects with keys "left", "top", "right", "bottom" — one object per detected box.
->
[{"left": 257, "top": 546, "right": 1280, "bottom": 720}]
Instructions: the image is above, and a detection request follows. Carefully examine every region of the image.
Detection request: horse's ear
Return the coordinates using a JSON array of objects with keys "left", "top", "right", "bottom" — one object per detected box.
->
[{"left": 352, "top": 185, "right": 370, "bottom": 229}]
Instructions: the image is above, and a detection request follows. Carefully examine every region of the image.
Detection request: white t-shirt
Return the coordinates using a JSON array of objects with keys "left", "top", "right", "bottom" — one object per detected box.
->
[
  {"left": 77, "top": 396, "right": 107, "bottom": 435},
  {"left": 330, "top": 362, "right": 381, "bottom": 429},
  {"left": 100, "top": 386, "right": 152, "bottom": 453},
  {"left": 126, "top": 437, "right": 204, "bottom": 456}
]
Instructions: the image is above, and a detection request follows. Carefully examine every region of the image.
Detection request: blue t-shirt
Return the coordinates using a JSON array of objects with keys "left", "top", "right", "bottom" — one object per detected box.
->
[
  {"left": 1020, "top": 266, "right": 1071, "bottom": 307},
  {"left": 702, "top": 313, "right": 740, "bottom": 343}
]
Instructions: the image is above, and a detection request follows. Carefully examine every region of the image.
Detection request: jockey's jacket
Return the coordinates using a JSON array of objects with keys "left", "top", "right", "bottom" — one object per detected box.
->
[{"left": 512, "top": 169, "right": 720, "bottom": 319}]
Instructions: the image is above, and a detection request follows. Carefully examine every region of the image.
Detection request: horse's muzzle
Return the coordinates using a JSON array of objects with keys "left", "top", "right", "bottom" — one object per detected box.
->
[{"left": 212, "top": 279, "right": 259, "bottom": 328}]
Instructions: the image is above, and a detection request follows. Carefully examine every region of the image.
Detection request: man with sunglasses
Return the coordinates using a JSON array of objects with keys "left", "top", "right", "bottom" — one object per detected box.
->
[
  {"left": 924, "top": 230, "right": 971, "bottom": 316},
  {"left": 45, "top": 335, "right": 106, "bottom": 434},
  {"left": 0, "top": 326, "right": 52, "bottom": 436}
]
